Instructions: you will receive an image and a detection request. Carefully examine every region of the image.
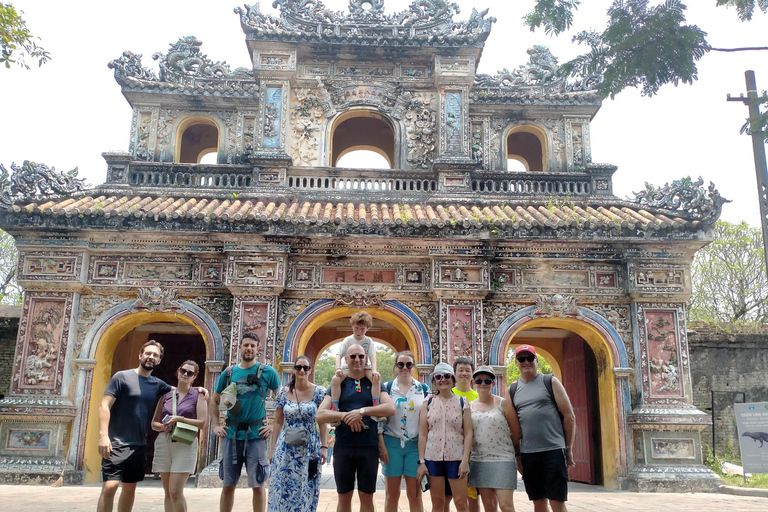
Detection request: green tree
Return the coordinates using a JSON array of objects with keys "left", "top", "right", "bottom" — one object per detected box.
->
[
  {"left": 0, "top": 229, "right": 20, "bottom": 305},
  {"left": 506, "top": 348, "right": 553, "bottom": 383},
  {"left": 313, "top": 349, "right": 336, "bottom": 388},
  {"left": 688, "top": 220, "right": 768, "bottom": 324},
  {"left": 526, "top": 1, "right": 768, "bottom": 138},
  {"left": 375, "top": 344, "right": 396, "bottom": 384},
  {"left": 1, "top": 3, "right": 49, "bottom": 69}
]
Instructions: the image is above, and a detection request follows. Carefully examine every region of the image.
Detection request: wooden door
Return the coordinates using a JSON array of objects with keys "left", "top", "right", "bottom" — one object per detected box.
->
[{"left": 562, "top": 336, "right": 596, "bottom": 484}]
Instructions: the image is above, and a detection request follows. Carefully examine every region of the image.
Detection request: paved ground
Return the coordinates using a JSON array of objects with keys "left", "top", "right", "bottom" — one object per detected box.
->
[{"left": 4, "top": 463, "right": 765, "bottom": 511}]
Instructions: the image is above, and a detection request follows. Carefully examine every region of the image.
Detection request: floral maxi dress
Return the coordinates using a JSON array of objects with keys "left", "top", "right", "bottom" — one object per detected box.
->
[{"left": 267, "top": 385, "right": 326, "bottom": 512}]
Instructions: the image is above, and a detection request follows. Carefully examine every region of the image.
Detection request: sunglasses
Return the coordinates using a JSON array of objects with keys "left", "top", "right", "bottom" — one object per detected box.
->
[
  {"left": 396, "top": 361, "right": 414, "bottom": 369},
  {"left": 474, "top": 378, "right": 494, "bottom": 385},
  {"left": 178, "top": 368, "right": 196, "bottom": 377},
  {"left": 433, "top": 373, "right": 453, "bottom": 381},
  {"left": 294, "top": 365, "right": 311, "bottom": 372},
  {"left": 348, "top": 354, "right": 366, "bottom": 360},
  {"left": 517, "top": 355, "right": 535, "bottom": 363},
  {"left": 354, "top": 379, "right": 362, "bottom": 393}
]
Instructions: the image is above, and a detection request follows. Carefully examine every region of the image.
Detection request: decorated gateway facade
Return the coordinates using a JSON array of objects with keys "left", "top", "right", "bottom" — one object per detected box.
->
[{"left": 0, "top": 0, "right": 727, "bottom": 491}]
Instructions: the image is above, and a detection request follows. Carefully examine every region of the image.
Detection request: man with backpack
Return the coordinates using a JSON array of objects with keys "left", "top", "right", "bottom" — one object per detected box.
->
[
  {"left": 210, "top": 332, "right": 281, "bottom": 512},
  {"left": 508, "top": 345, "right": 576, "bottom": 512}
]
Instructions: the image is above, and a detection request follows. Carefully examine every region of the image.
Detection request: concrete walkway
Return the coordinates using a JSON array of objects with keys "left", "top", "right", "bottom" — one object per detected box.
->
[{"left": 6, "top": 463, "right": 764, "bottom": 511}]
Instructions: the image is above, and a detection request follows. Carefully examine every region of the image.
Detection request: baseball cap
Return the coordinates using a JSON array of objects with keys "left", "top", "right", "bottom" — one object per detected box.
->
[
  {"left": 515, "top": 345, "right": 537, "bottom": 357},
  {"left": 472, "top": 365, "right": 496, "bottom": 379}
]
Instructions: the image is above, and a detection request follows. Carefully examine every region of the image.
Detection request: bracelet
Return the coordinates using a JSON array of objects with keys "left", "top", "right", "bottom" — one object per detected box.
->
[{"left": 321, "top": 446, "right": 328, "bottom": 449}]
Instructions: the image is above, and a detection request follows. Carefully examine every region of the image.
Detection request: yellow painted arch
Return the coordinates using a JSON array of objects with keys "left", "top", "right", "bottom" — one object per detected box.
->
[
  {"left": 507, "top": 317, "right": 621, "bottom": 489},
  {"left": 83, "top": 312, "right": 207, "bottom": 483},
  {"left": 296, "top": 307, "right": 418, "bottom": 363}
]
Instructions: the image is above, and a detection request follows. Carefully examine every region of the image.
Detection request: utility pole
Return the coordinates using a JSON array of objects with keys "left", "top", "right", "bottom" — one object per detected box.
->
[{"left": 728, "top": 70, "right": 768, "bottom": 279}]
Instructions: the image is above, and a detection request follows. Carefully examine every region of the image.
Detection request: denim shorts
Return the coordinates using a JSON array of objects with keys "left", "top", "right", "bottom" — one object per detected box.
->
[
  {"left": 381, "top": 435, "right": 419, "bottom": 478},
  {"left": 220, "top": 437, "right": 269, "bottom": 488}
]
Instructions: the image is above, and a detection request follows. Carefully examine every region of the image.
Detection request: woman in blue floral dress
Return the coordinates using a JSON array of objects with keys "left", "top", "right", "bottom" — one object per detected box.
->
[{"left": 268, "top": 355, "right": 328, "bottom": 512}]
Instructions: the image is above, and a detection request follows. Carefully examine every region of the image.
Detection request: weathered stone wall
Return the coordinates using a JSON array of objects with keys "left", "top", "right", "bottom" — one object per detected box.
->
[
  {"left": 0, "top": 306, "right": 21, "bottom": 396},
  {"left": 688, "top": 325, "right": 768, "bottom": 459}
]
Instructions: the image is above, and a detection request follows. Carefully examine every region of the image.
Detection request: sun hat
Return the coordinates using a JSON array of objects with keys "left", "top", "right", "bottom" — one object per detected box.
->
[
  {"left": 430, "top": 362, "right": 455, "bottom": 381},
  {"left": 472, "top": 365, "right": 496, "bottom": 379}
]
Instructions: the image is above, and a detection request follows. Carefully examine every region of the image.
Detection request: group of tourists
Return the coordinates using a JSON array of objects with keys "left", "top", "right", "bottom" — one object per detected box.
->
[{"left": 95, "top": 310, "right": 577, "bottom": 512}]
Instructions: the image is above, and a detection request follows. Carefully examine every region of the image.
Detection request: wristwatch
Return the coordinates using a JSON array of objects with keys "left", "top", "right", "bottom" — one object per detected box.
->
[
  {"left": 358, "top": 407, "right": 366, "bottom": 416},
  {"left": 418, "top": 459, "right": 426, "bottom": 465}
]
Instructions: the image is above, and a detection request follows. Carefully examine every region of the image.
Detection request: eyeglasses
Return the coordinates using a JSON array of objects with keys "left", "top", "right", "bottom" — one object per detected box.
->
[
  {"left": 294, "top": 365, "right": 311, "bottom": 372},
  {"left": 178, "top": 369, "right": 195, "bottom": 377},
  {"left": 396, "top": 361, "right": 414, "bottom": 369},
  {"left": 517, "top": 355, "right": 535, "bottom": 363},
  {"left": 348, "top": 354, "right": 365, "bottom": 360},
  {"left": 474, "top": 378, "right": 494, "bottom": 385},
  {"left": 354, "top": 379, "right": 362, "bottom": 393},
  {"left": 433, "top": 373, "right": 453, "bottom": 381}
]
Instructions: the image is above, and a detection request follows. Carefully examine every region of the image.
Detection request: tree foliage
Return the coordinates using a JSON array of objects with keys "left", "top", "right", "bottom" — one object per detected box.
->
[
  {"left": 688, "top": 221, "right": 768, "bottom": 324},
  {"left": 0, "top": 229, "right": 20, "bottom": 305},
  {"left": 313, "top": 349, "right": 336, "bottom": 388},
  {"left": 506, "top": 349, "right": 553, "bottom": 383},
  {"left": 527, "top": 1, "right": 768, "bottom": 116},
  {"left": 0, "top": 3, "right": 49, "bottom": 69}
]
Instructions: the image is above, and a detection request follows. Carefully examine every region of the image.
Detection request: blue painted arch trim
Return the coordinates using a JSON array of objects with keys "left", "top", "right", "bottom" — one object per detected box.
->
[
  {"left": 489, "top": 306, "right": 629, "bottom": 368},
  {"left": 81, "top": 299, "right": 224, "bottom": 361}
]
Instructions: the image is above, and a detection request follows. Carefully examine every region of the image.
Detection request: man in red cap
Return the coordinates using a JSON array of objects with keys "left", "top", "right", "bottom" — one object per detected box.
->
[{"left": 508, "top": 345, "right": 576, "bottom": 512}]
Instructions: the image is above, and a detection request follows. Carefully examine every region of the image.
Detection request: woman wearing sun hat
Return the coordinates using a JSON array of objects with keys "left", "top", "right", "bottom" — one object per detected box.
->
[
  {"left": 416, "top": 362, "right": 473, "bottom": 512},
  {"left": 468, "top": 365, "right": 519, "bottom": 512}
]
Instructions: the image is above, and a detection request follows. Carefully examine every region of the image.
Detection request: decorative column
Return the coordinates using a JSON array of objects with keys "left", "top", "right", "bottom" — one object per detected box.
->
[{"left": 625, "top": 258, "right": 722, "bottom": 491}]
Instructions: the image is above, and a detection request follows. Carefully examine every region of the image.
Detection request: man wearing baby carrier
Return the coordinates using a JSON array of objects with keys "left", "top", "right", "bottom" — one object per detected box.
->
[{"left": 210, "top": 332, "right": 281, "bottom": 512}]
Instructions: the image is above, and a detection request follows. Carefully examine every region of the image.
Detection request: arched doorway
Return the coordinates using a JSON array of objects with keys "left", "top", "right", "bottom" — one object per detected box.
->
[
  {"left": 76, "top": 298, "right": 224, "bottom": 483},
  {"left": 281, "top": 300, "right": 432, "bottom": 381},
  {"left": 490, "top": 305, "right": 630, "bottom": 490}
]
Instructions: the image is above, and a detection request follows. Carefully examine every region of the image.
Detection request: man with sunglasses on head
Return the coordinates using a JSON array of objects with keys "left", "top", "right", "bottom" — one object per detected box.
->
[
  {"left": 508, "top": 345, "right": 576, "bottom": 512},
  {"left": 210, "top": 332, "right": 281, "bottom": 512},
  {"left": 317, "top": 343, "right": 395, "bottom": 512}
]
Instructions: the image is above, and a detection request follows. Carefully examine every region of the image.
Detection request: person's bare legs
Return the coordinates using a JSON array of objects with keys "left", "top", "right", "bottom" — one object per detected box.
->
[
  {"left": 116, "top": 482, "right": 137, "bottom": 512},
  {"left": 252, "top": 487, "right": 266, "bottom": 512},
  {"left": 219, "top": 486, "right": 236, "bottom": 512},
  {"left": 337, "top": 490, "right": 354, "bottom": 512},
  {"left": 403, "top": 475, "right": 423, "bottom": 512},
  {"left": 478, "top": 488, "right": 497, "bottom": 512},
  {"left": 166, "top": 473, "right": 189, "bottom": 512},
  {"left": 549, "top": 500, "right": 567, "bottom": 512},
  {"left": 385, "top": 476, "right": 402, "bottom": 512},
  {"left": 359, "top": 491, "right": 376, "bottom": 512},
  {"left": 495, "top": 489, "right": 515, "bottom": 512},
  {"left": 443, "top": 496, "right": 453, "bottom": 512},
  {"left": 468, "top": 487, "right": 480, "bottom": 512},
  {"left": 96, "top": 480, "right": 120, "bottom": 512},
  {"left": 447, "top": 477, "right": 469, "bottom": 512},
  {"left": 428, "top": 476, "right": 446, "bottom": 512},
  {"left": 160, "top": 473, "right": 173, "bottom": 512}
]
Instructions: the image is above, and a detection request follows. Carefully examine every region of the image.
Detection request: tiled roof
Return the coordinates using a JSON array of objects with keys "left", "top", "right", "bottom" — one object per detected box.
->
[{"left": 3, "top": 194, "right": 704, "bottom": 235}]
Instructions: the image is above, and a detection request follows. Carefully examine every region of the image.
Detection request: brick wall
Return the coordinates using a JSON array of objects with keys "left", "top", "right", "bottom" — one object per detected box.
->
[
  {"left": 688, "top": 325, "right": 768, "bottom": 459},
  {"left": 0, "top": 306, "right": 21, "bottom": 396}
]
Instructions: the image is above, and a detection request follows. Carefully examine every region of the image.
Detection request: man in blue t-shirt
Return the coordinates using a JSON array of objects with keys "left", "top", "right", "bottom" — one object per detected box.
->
[
  {"left": 210, "top": 332, "right": 280, "bottom": 512},
  {"left": 317, "top": 343, "right": 395, "bottom": 512},
  {"left": 97, "top": 340, "right": 172, "bottom": 512}
]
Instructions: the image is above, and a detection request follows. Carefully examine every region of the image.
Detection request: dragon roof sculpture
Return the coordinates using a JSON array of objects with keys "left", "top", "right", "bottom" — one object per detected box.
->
[{"left": 236, "top": 0, "right": 495, "bottom": 46}]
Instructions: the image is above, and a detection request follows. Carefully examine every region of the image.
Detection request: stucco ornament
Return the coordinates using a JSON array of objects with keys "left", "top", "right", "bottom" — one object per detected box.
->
[
  {"left": 334, "top": 288, "right": 384, "bottom": 308},
  {"left": 633, "top": 176, "right": 730, "bottom": 227},
  {"left": 0, "top": 161, "right": 86, "bottom": 210},
  {"left": 133, "top": 287, "right": 182, "bottom": 313},
  {"left": 152, "top": 36, "right": 252, "bottom": 81},
  {"left": 532, "top": 294, "right": 579, "bottom": 318},
  {"left": 404, "top": 94, "right": 436, "bottom": 169},
  {"left": 107, "top": 51, "right": 157, "bottom": 81}
]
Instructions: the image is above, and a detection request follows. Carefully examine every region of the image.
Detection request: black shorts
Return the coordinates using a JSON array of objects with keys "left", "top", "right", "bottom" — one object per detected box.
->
[
  {"left": 521, "top": 448, "right": 568, "bottom": 502},
  {"left": 332, "top": 445, "right": 379, "bottom": 494},
  {"left": 102, "top": 443, "right": 146, "bottom": 483}
]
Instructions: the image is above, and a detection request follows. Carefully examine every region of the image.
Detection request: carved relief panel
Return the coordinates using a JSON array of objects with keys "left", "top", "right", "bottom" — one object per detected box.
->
[
  {"left": 440, "top": 87, "right": 470, "bottom": 157},
  {"left": 131, "top": 107, "right": 159, "bottom": 161},
  {"left": 87, "top": 257, "right": 224, "bottom": 287},
  {"left": 404, "top": 93, "right": 437, "bottom": 170},
  {"left": 259, "top": 81, "right": 289, "bottom": 151},
  {"left": 490, "top": 263, "right": 623, "bottom": 297},
  {"left": 231, "top": 296, "right": 278, "bottom": 365},
  {"left": 628, "top": 262, "right": 688, "bottom": 298},
  {"left": 433, "top": 259, "right": 488, "bottom": 292},
  {"left": 285, "top": 260, "right": 430, "bottom": 291},
  {"left": 225, "top": 255, "right": 285, "bottom": 294},
  {"left": 635, "top": 303, "right": 691, "bottom": 405},
  {"left": 290, "top": 87, "right": 324, "bottom": 166},
  {"left": 564, "top": 117, "right": 591, "bottom": 171},
  {"left": 18, "top": 251, "right": 84, "bottom": 284},
  {"left": 440, "top": 300, "right": 482, "bottom": 364},
  {"left": 12, "top": 292, "right": 75, "bottom": 395}
]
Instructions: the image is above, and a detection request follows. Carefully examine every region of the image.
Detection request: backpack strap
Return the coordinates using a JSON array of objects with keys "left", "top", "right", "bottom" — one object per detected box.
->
[
  {"left": 507, "top": 381, "right": 519, "bottom": 412},
  {"left": 386, "top": 380, "right": 393, "bottom": 395},
  {"left": 542, "top": 373, "right": 564, "bottom": 422},
  {"left": 420, "top": 382, "right": 429, "bottom": 397}
]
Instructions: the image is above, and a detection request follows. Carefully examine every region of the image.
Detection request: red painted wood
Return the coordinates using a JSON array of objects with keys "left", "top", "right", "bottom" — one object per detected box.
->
[{"left": 562, "top": 337, "right": 596, "bottom": 484}]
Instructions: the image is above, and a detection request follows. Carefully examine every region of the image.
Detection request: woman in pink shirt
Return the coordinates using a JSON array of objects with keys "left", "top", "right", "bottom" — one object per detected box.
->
[{"left": 417, "top": 362, "right": 473, "bottom": 512}]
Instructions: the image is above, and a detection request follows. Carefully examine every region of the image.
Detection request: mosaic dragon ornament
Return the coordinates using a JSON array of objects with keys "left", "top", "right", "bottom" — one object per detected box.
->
[
  {"left": 0, "top": 161, "right": 86, "bottom": 210},
  {"left": 633, "top": 176, "right": 730, "bottom": 228}
]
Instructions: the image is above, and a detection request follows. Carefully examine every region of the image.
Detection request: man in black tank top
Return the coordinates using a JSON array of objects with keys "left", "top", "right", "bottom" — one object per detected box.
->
[{"left": 508, "top": 344, "right": 576, "bottom": 512}]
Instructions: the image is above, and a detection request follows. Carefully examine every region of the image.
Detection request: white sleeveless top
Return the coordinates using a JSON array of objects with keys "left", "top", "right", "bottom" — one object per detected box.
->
[{"left": 469, "top": 399, "right": 516, "bottom": 462}]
